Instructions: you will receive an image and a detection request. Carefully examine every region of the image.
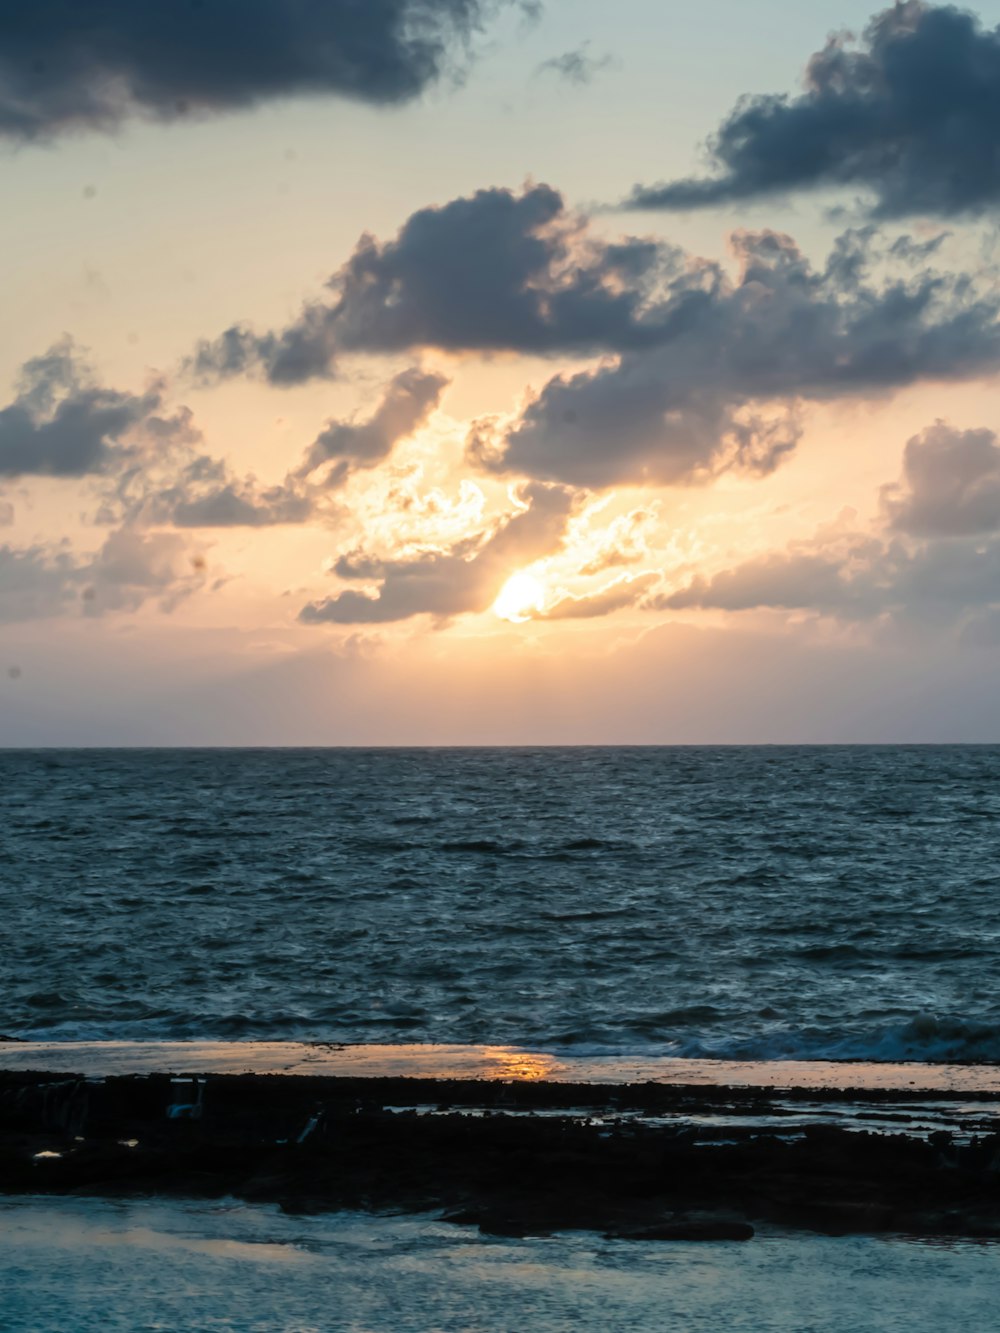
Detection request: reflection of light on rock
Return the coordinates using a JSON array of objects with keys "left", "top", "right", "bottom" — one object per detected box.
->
[{"left": 485, "top": 1048, "right": 557, "bottom": 1081}]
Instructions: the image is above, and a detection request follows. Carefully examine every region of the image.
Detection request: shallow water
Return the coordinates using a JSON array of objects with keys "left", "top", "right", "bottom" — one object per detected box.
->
[
  {"left": 4, "top": 746, "right": 1000, "bottom": 1060},
  {"left": 2, "top": 1197, "right": 998, "bottom": 1333}
]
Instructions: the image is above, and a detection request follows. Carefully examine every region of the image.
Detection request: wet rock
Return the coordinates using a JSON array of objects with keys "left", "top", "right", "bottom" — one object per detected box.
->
[{"left": 2, "top": 1070, "right": 1000, "bottom": 1239}]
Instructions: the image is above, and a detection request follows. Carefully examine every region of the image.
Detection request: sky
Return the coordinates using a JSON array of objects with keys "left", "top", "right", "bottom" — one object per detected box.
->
[{"left": 5, "top": 0, "right": 1000, "bottom": 743}]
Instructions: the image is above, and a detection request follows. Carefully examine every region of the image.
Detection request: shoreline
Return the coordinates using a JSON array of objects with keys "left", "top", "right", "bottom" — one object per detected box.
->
[
  {"left": 4, "top": 1040, "right": 1000, "bottom": 1093},
  {"left": 4, "top": 1048, "right": 1000, "bottom": 1240}
]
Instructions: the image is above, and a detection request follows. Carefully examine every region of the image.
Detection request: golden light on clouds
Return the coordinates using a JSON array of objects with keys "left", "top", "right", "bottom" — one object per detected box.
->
[{"left": 493, "top": 571, "right": 546, "bottom": 623}]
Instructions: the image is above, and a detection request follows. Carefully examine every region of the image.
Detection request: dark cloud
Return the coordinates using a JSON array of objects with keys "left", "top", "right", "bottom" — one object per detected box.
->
[
  {"left": 534, "top": 44, "right": 615, "bottom": 86},
  {"left": 626, "top": 3, "right": 1000, "bottom": 219},
  {"left": 471, "top": 227, "right": 1000, "bottom": 487},
  {"left": 188, "top": 185, "right": 680, "bottom": 383},
  {"left": 299, "top": 367, "right": 449, "bottom": 485},
  {"left": 187, "top": 312, "right": 343, "bottom": 387},
  {"left": 0, "top": 341, "right": 318, "bottom": 529},
  {"left": 881, "top": 421, "right": 1000, "bottom": 536},
  {"left": 192, "top": 187, "right": 1000, "bottom": 486},
  {"left": 0, "top": 529, "right": 206, "bottom": 622},
  {"left": 0, "top": 0, "right": 510, "bottom": 142},
  {"left": 0, "top": 339, "right": 190, "bottom": 478},
  {"left": 300, "top": 481, "right": 576, "bottom": 623}
]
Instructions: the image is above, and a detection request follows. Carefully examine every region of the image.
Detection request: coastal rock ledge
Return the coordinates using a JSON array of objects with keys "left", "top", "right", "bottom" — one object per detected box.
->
[{"left": 3, "top": 1070, "right": 1000, "bottom": 1240}]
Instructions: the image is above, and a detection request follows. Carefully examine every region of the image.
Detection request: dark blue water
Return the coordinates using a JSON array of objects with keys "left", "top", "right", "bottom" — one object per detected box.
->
[{"left": 3, "top": 747, "right": 1000, "bottom": 1061}]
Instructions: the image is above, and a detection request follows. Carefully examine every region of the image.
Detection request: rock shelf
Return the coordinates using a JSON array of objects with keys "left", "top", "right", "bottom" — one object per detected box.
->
[{"left": 4, "top": 1062, "right": 1000, "bottom": 1240}]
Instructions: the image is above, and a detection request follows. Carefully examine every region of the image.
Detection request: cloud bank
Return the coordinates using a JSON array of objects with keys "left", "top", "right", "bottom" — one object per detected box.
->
[{"left": 192, "top": 187, "right": 1000, "bottom": 487}]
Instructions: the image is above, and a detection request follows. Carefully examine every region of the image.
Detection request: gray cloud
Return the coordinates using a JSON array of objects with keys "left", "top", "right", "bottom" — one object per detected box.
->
[
  {"left": 0, "top": 529, "right": 206, "bottom": 623},
  {"left": 659, "top": 433, "right": 1000, "bottom": 628},
  {"left": 160, "top": 478, "right": 313, "bottom": 529},
  {"left": 300, "top": 481, "right": 576, "bottom": 624},
  {"left": 191, "top": 188, "right": 1000, "bottom": 485},
  {"left": 661, "top": 534, "right": 1000, "bottom": 626},
  {"left": 626, "top": 3, "right": 1000, "bottom": 220},
  {"left": 534, "top": 44, "right": 615, "bottom": 86},
  {"left": 188, "top": 185, "right": 681, "bottom": 383},
  {"left": 472, "top": 227, "right": 1000, "bottom": 486},
  {"left": 0, "top": 340, "right": 321, "bottom": 529},
  {"left": 661, "top": 539, "right": 891, "bottom": 617},
  {"left": 116, "top": 447, "right": 314, "bottom": 529},
  {"left": 0, "top": 339, "right": 190, "bottom": 478},
  {"left": 299, "top": 367, "right": 449, "bottom": 485},
  {"left": 0, "top": 0, "right": 510, "bottom": 142},
  {"left": 881, "top": 421, "right": 1000, "bottom": 536},
  {"left": 192, "top": 182, "right": 1000, "bottom": 485},
  {"left": 126, "top": 366, "right": 447, "bottom": 525}
]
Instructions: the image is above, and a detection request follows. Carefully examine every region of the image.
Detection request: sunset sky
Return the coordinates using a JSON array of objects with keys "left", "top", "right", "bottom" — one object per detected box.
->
[{"left": 5, "top": 0, "right": 1000, "bottom": 743}]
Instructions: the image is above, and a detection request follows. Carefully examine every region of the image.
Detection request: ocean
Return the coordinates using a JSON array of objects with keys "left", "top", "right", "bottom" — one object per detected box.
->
[
  {"left": 4, "top": 1197, "right": 999, "bottom": 1333},
  {"left": 3, "top": 745, "right": 999, "bottom": 1061}
]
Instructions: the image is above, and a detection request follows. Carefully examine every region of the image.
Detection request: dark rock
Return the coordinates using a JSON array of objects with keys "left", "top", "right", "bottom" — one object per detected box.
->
[{"left": 1, "top": 1069, "right": 999, "bottom": 1239}]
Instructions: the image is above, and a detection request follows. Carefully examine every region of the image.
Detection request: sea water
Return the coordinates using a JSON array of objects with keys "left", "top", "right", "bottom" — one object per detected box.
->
[
  {"left": 3, "top": 745, "right": 1000, "bottom": 1060},
  {"left": 3, "top": 1197, "right": 1000, "bottom": 1333}
]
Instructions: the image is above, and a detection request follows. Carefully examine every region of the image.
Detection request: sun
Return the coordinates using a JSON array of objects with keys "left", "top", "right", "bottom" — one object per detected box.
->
[{"left": 493, "top": 571, "right": 546, "bottom": 623}]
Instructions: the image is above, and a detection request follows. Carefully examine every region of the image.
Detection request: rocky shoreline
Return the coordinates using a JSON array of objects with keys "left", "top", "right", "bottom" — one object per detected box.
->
[{"left": 4, "top": 1069, "right": 1000, "bottom": 1240}]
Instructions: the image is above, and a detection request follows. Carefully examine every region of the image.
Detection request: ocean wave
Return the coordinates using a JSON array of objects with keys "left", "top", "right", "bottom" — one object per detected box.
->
[
  {"left": 669, "top": 1015, "right": 1000, "bottom": 1064},
  {"left": 12, "top": 1014, "right": 1000, "bottom": 1065}
]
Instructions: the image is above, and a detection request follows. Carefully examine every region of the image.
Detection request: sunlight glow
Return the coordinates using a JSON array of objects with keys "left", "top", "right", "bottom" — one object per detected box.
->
[{"left": 493, "top": 571, "right": 546, "bottom": 623}]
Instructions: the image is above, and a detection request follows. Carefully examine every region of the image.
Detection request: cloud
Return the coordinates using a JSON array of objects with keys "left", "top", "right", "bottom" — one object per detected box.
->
[
  {"left": 0, "top": 339, "right": 192, "bottom": 478},
  {"left": 188, "top": 184, "right": 681, "bottom": 382},
  {"left": 0, "top": 529, "right": 207, "bottom": 623},
  {"left": 123, "top": 365, "right": 448, "bottom": 525},
  {"left": 300, "top": 480, "right": 576, "bottom": 623},
  {"left": 661, "top": 538, "right": 890, "bottom": 617},
  {"left": 298, "top": 367, "right": 449, "bottom": 485},
  {"left": 578, "top": 505, "right": 658, "bottom": 575},
  {"left": 115, "top": 446, "right": 315, "bottom": 529},
  {"left": 0, "top": 340, "right": 321, "bottom": 529},
  {"left": 659, "top": 428, "right": 1000, "bottom": 627},
  {"left": 661, "top": 533, "right": 1000, "bottom": 627},
  {"left": 881, "top": 421, "right": 1000, "bottom": 536},
  {"left": 158, "top": 476, "right": 313, "bottom": 529},
  {"left": 191, "top": 188, "right": 1000, "bottom": 486},
  {"left": 541, "top": 571, "right": 658, "bottom": 619},
  {"left": 470, "top": 226, "right": 1000, "bottom": 486},
  {"left": 0, "top": 0, "right": 512, "bottom": 142},
  {"left": 625, "top": 3, "right": 1000, "bottom": 220},
  {"left": 534, "top": 44, "right": 615, "bottom": 86}
]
